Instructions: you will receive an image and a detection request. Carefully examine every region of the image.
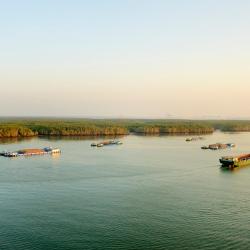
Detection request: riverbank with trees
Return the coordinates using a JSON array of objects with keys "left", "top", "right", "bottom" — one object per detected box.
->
[{"left": 0, "top": 118, "right": 250, "bottom": 138}]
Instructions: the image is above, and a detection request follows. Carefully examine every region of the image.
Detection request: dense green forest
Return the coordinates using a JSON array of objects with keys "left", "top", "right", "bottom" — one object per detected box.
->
[
  {"left": 0, "top": 120, "right": 128, "bottom": 138},
  {"left": 0, "top": 118, "right": 250, "bottom": 138}
]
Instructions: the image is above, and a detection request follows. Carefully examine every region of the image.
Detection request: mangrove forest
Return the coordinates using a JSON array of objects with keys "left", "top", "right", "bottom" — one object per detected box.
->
[{"left": 1, "top": 118, "right": 250, "bottom": 138}]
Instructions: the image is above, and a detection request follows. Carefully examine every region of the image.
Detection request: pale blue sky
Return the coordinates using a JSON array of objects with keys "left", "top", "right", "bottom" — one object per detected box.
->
[{"left": 0, "top": 0, "right": 249, "bottom": 118}]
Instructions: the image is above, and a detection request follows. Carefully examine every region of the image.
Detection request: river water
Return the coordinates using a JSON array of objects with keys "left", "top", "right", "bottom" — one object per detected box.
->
[{"left": 1, "top": 131, "right": 250, "bottom": 250}]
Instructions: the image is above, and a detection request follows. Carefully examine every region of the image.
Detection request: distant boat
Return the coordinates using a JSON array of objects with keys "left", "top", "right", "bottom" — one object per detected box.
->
[
  {"left": 0, "top": 151, "right": 8, "bottom": 156},
  {"left": 0, "top": 147, "right": 61, "bottom": 157},
  {"left": 220, "top": 154, "right": 250, "bottom": 169},
  {"left": 201, "top": 143, "right": 236, "bottom": 150},
  {"left": 209, "top": 144, "right": 220, "bottom": 150},
  {"left": 186, "top": 137, "right": 204, "bottom": 142},
  {"left": 91, "top": 140, "right": 122, "bottom": 147}
]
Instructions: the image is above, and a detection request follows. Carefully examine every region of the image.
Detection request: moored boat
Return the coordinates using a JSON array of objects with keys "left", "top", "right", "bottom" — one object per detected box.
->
[
  {"left": 201, "top": 143, "right": 236, "bottom": 150},
  {"left": 0, "top": 147, "right": 61, "bottom": 157},
  {"left": 220, "top": 154, "right": 250, "bottom": 169},
  {"left": 0, "top": 151, "right": 7, "bottom": 156},
  {"left": 209, "top": 144, "right": 220, "bottom": 150},
  {"left": 91, "top": 140, "right": 122, "bottom": 147},
  {"left": 186, "top": 137, "right": 204, "bottom": 142}
]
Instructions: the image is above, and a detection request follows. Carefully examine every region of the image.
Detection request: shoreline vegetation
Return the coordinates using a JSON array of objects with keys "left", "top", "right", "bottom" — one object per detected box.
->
[{"left": 1, "top": 119, "right": 250, "bottom": 138}]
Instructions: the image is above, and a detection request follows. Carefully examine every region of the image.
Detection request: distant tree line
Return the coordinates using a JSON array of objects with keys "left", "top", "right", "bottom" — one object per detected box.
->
[
  {"left": 0, "top": 121, "right": 128, "bottom": 138},
  {"left": 0, "top": 119, "right": 250, "bottom": 138}
]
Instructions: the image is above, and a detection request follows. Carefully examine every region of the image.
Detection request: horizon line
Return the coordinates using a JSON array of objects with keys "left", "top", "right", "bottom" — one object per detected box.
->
[{"left": 1, "top": 115, "right": 250, "bottom": 121}]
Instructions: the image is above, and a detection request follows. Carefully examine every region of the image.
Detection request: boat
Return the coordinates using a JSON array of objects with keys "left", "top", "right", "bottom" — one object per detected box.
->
[
  {"left": 5, "top": 152, "right": 18, "bottom": 157},
  {"left": 202, "top": 143, "right": 236, "bottom": 150},
  {"left": 0, "top": 151, "right": 7, "bottom": 156},
  {"left": 115, "top": 141, "right": 123, "bottom": 145},
  {"left": 209, "top": 144, "right": 220, "bottom": 150},
  {"left": 0, "top": 147, "right": 61, "bottom": 157},
  {"left": 186, "top": 137, "right": 204, "bottom": 142},
  {"left": 91, "top": 140, "right": 122, "bottom": 147},
  {"left": 220, "top": 154, "right": 250, "bottom": 169}
]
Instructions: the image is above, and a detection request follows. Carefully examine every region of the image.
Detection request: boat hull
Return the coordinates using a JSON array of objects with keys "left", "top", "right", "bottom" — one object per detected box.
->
[{"left": 220, "top": 159, "right": 250, "bottom": 168}]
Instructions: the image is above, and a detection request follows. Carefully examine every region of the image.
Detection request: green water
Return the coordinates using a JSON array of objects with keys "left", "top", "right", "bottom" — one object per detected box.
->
[{"left": 1, "top": 132, "right": 250, "bottom": 250}]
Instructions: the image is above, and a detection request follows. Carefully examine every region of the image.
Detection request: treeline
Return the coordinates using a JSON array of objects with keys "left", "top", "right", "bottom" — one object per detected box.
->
[
  {"left": 210, "top": 120, "right": 250, "bottom": 132},
  {"left": 0, "top": 120, "right": 128, "bottom": 138},
  {"left": 128, "top": 121, "right": 214, "bottom": 134},
  {"left": 1, "top": 119, "right": 250, "bottom": 138},
  {"left": 0, "top": 125, "right": 37, "bottom": 138}
]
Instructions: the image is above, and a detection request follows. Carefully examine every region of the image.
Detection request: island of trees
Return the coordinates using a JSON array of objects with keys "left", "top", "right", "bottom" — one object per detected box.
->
[{"left": 1, "top": 118, "right": 250, "bottom": 138}]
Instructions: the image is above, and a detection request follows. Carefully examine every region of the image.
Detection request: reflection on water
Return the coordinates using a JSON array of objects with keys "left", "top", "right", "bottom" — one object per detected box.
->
[
  {"left": 0, "top": 135, "right": 125, "bottom": 145},
  {"left": 132, "top": 132, "right": 213, "bottom": 138},
  {"left": 220, "top": 166, "right": 234, "bottom": 173},
  {"left": 0, "top": 136, "right": 34, "bottom": 144},
  {"left": 50, "top": 153, "right": 61, "bottom": 160},
  {"left": 38, "top": 135, "right": 125, "bottom": 141},
  {"left": 220, "top": 165, "right": 250, "bottom": 173}
]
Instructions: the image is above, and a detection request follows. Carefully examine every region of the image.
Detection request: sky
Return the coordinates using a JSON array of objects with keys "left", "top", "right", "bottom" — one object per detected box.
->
[{"left": 0, "top": 0, "right": 249, "bottom": 119}]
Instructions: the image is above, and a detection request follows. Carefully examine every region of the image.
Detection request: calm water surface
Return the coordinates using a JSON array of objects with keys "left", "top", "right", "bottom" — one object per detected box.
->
[{"left": 1, "top": 132, "right": 250, "bottom": 250}]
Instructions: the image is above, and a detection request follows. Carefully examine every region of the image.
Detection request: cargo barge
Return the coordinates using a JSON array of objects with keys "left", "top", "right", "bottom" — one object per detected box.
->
[
  {"left": 91, "top": 140, "right": 122, "bottom": 147},
  {"left": 201, "top": 143, "right": 235, "bottom": 150},
  {"left": 0, "top": 147, "right": 61, "bottom": 157},
  {"left": 220, "top": 154, "right": 250, "bottom": 169}
]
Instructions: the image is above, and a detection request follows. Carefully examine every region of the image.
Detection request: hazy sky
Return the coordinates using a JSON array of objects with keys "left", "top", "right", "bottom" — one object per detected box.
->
[{"left": 0, "top": 0, "right": 249, "bottom": 118}]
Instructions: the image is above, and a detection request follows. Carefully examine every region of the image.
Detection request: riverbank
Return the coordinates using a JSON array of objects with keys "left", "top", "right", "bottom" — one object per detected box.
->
[{"left": 0, "top": 119, "right": 250, "bottom": 138}]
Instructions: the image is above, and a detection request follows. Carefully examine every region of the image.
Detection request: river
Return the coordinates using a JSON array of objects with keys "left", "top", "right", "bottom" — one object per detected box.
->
[{"left": 1, "top": 131, "right": 250, "bottom": 250}]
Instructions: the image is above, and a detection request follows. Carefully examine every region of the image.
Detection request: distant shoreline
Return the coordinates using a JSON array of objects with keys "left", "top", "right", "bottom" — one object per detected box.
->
[{"left": 1, "top": 119, "right": 250, "bottom": 138}]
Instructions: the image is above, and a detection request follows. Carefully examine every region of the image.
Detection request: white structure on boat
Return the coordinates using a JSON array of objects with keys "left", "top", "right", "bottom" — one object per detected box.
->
[{"left": 51, "top": 148, "right": 61, "bottom": 154}]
